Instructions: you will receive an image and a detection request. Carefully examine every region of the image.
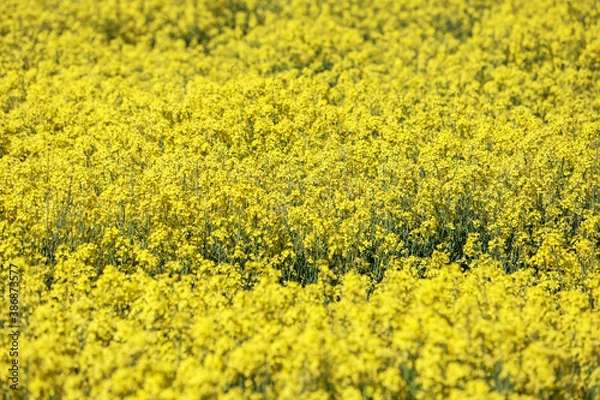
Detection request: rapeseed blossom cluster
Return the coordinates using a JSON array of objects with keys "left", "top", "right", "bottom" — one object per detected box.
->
[{"left": 1, "top": 0, "right": 599, "bottom": 398}]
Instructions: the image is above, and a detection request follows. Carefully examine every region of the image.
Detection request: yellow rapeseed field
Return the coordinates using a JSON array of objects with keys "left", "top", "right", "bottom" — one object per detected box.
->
[{"left": 1, "top": 0, "right": 600, "bottom": 398}]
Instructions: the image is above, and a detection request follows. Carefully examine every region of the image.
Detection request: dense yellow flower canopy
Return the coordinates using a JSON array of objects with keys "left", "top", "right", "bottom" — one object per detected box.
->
[{"left": 1, "top": 0, "right": 599, "bottom": 398}]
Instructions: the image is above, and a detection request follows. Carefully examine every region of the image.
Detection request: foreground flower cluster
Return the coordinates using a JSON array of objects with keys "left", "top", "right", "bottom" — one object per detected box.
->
[{"left": 1, "top": 0, "right": 599, "bottom": 398}]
